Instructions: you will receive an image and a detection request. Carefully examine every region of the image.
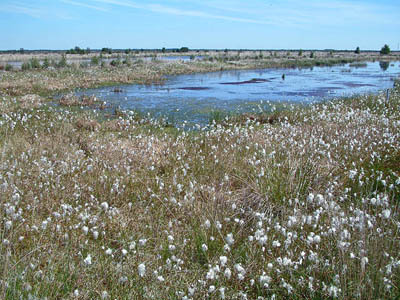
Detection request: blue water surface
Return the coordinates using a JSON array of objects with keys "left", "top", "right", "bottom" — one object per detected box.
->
[{"left": 73, "top": 61, "right": 400, "bottom": 126}]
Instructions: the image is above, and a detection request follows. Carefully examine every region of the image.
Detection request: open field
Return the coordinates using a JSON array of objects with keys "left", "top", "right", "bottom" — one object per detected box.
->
[{"left": 0, "top": 56, "right": 400, "bottom": 299}]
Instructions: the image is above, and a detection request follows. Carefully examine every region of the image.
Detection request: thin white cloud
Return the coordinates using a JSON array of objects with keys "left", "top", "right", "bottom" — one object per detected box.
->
[
  {"left": 61, "top": 0, "right": 109, "bottom": 12},
  {"left": 90, "top": 0, "right": 143, "bottom": 9},
  {"left": 0, "top": 2, "right": 73, "bottom": 20},
  {"left": 0, "top": 3, "right": 42, "bottom": 18},
  {"left": 146, "top": 3, "right": 274, "bottom": 25},
  {"left": 90, "top": 0, "right": 276, "bottom": 25},
  {"left": 180, "top": 0, "right": 400, "bottom": 27}
]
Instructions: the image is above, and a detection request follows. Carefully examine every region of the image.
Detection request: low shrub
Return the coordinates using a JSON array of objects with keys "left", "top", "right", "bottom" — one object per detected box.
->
[
  {"left": 91, "top": 56, "right": 100, "bottom": 66},
  {"left": 110, "top": 59, "right": 121, "bottom": 67}
]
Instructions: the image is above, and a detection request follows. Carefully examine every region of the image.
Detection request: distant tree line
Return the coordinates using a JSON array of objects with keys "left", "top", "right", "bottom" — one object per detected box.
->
[
  {"left": 66, "top": 46, "right": 90, "bottom": 55},
  {"left": 101, "top": 48, "right": 112, "bottom": 54}
]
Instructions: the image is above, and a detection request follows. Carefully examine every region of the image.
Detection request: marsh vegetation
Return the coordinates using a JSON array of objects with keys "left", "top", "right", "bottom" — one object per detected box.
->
[{"left": 0, "top": 51, "right": 399, "bottom": 299}]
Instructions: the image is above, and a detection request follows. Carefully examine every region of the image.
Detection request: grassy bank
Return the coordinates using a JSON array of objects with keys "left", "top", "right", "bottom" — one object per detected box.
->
[{"left": 0, "top": 67, "right": 399, "bottom": 299}]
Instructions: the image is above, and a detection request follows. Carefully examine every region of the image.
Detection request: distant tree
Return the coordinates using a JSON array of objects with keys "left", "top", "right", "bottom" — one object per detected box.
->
[
  {"left": 179, "top": 47, "right": 189, "bottom": 53},
  {"left": 161, "top": 47, "right": 166, "bottom": 53},
  {"left": 66, "top": 46, "right": 86, "bottom": 55},
  {"left": 310, "top": 51, "right": 314, "bottom": 58},
  {"left": 298, "top": 49, "right": 303, "bottom": 56},
  {"left": 380, "top": 44, "right": 390, "bottom": 55},
  {"left": 19, "top": 48, "right": 24, "bottom": 54},
  {"left": 355, "top": 46, "right": 360, "bottom": 54},
  {"left": 124, "top": 49, "right": 131, "bottom": 54},
  {"left": 101, "top": 48, "right": 112, "bottom": 54}
]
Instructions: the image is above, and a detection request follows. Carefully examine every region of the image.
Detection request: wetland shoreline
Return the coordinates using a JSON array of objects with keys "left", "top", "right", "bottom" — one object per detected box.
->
[{"left": 1, "top": 51, "right": 399, "bottom": 98}]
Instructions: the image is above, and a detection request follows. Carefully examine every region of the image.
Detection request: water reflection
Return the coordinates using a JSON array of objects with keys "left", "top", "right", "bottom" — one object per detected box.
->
[
  {"left": 67, "top": 61, "right": 399, "bottom": 126},
  {"left": 379, "top": 61, "right": 390, "bottom": 71}
]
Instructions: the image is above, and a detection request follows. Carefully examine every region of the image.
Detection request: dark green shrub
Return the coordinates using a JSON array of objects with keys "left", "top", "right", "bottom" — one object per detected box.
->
[
  {"left": 57, "top": 55, "right": 67, "bottom": 68},
  {"left": 380, "top": 44, "right": 390, "bottom": 55},
  {"left": 5, "top": 64, "right": 13, "bottom": 71},
  {"left": 179, "top": 47, "right": 189, "bottom": 53},
  {"left": 298, "top": 49, "right": 303, "bottom": 56},
  {"left": 91, "top": 56, "right": 100, "bottom": 66},
  {"left": 355, "top": 47, "right": 360, "bottom": 54},
  {"left": 123, "top": 58, "right": 132, "bottom": 66},
  {"left": 42, "top": 58, "right": 50, "bottom": 69},
  {"left": 110, "top": 59, "right": 121, "bottom": 67},
  {"left": 30, "top": 58, "right": 41, "bottom": 69},
  {"left": 21, "top": 62, "right": 31, "bottom": 71},
  {"left": 310, "top": 52, "right": 314, "bottom": 58}
]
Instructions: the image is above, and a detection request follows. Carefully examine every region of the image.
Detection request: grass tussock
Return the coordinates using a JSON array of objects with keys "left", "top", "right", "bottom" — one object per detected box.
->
[{"left": 0, "top": 71, "right": 399, "bottom": 299}]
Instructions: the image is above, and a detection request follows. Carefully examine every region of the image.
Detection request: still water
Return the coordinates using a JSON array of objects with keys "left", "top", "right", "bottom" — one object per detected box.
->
[{"left": 73, "top": 61, "right": 399, "bottom": 126}]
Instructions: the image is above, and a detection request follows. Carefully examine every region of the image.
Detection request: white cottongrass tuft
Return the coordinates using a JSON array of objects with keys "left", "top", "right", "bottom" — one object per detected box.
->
[
  {"left": 100, "top": 202, "right": 109, "bottom": 211},
  {"left": 382, "top": 209, "right": 391, "bottom": 219},
  {"left": 226, "top": 233, "right": 234, "bottom": 245},
  {"left": 224, "top": 268, "right": 232, "bottom": 279},
  {"left": 138, "top": 263, "right": 146, "bottom": 277},
  {"left": 101, "top": 290, "right": 109, "bottom": 299},
  {"left": 220, "top": 256, "right": 228, "bottom": 266},
  {"left": 84, "top": 254, "right": 92, "bottom": 266}
]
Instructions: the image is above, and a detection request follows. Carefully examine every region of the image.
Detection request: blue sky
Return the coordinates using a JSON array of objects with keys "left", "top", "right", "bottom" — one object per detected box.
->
[{"left": 1, "top": 0, "right": 399, "bottom": 50}]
